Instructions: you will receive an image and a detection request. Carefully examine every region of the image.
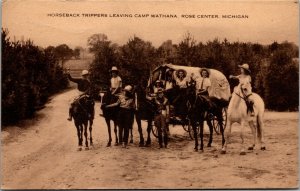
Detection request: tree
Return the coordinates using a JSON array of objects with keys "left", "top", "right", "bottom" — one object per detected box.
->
[
  {"left": 54, "top": 44, "right": 73, "bottom": 67},
  {"left": 264, "top": 48, "right": 298, "bottom": 111},
  {"left": 120, "top": 36, "right": 156, "bottom": 85},
  {"left": 87, "top": 34, "right": 119, "bottom": 96},
  {"left": 73, "top": 46, "right": 83, "bottom": 59},
  {"left": 177, "top": 32, "right": 197, "bottom": 66}
]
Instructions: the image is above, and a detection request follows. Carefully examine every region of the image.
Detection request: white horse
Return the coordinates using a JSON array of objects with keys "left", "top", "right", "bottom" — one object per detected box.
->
[{"left": 221, "top": 81, "right": 266, "bottom": 155}]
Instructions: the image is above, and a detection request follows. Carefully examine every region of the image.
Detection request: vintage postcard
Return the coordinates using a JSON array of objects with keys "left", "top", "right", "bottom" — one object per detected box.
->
[{"left": 1, "top": 0, "right": 299, "bottom": 189}]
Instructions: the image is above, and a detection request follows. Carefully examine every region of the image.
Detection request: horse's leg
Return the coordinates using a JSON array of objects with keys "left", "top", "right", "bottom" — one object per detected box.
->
[
  {"left": 89, "top": 119, "right": 93, "bottom": 146},
  {"left": 106, "top": 119, "right": 112, "bottom": 147},
  {"left": 79, "top": 124, "right": 83, "bottom": 150},
  {"left": 199, "top": 121, "right": 204, "bottom": 151},
  {"left": 219, "top": 117, "right": 225, "bottom": 148},
  {"left": 206, "top": 119, "right": 214, "bottom": 147},
  {"left": 239, "top": 120, "right": 246, "bottom": 155},
  {"left": 84, "top": 123, "right": 89, "bottom": 149},
  {"left": 221, "top": 119, "right": 232, "bottom": 154},
  {"left": 193, "top": 121, "right": 198, "bottom": 151},
  {"left": 76, "top": 124, "right": 82, "bottom": 150},
  {"left": 136, "top": 114, "right": 145, "bottom": 147},
  {"left": 146, "top": 119, "right": 152, "bottom": 146},
  {"left": 129, "top": 127, "right": 133, "bottom": 144},
  {"left": 113, "top": 121, "right": 119, "bottom": 146},
  {"left": 257, "top": 114, "right": 266, "bottom": 150},
  {"left": 248, "top": 120, "right": 256, "bottom": 150}
]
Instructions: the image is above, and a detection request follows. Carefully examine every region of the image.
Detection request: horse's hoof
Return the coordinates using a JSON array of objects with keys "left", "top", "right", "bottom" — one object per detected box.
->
[
  {"left": 207, "top": 144, "right": 212, "bottom": 147},
  {"left": 194, "top": 148, "right": 198, "bottom": 152},
  {"left": 114, "top": 143, "right": 119, "bottom": 146},
  {"left": 130, "top": 140, "right": 133, "bottom": 144},
  {"left": 77, "top": 147, "right": 82, "bottom": 151},
  {"left": 261, "top": 146, "right": 266, "bottom": 150},
  {"left": 106, "top": 142, "right": 111, "bottom": 147},
  {"left": 139, "top": 143, "right": 144, "bottom": 147},
  {"left": 85, "top": 147, "right": 89, "bottom": 150},
  {"left": 220, "top": 150, "right": 226, "bottom": 154},
  {"left": 240, "top": 151, "right": 246, "bottom": 155},
  {"left": 248, "top": 146, "right": 254, "bottom": 150}
]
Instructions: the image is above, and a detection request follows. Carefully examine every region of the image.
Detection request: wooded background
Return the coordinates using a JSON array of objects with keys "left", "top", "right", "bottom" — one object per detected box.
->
[{"left": 2, "top": 29, "right": 299, "bottom": 125}]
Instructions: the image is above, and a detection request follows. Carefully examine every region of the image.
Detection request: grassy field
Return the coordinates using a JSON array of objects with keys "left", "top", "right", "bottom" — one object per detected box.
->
[{"left": 64, "top": 58, "right": 93, "bottom": 78}]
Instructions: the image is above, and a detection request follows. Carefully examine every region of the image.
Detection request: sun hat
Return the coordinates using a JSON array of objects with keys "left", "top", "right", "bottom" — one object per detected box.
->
[
  {"left": 124, "top": 85, "right": 133, "bottom": 92},
  {"left": 111, "top": 66, "right": 118, "bottom": 71},
  {"left": 238, "top": 63, "right": 251, "bottom": 73},
  {"left": 81, "top": 70, "right": 89, "bottom": 76}
]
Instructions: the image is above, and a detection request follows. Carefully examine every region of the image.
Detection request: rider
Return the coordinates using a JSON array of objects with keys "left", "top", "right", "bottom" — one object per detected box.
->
[
  {"left": 195, "top": 68, "right": 211, "bottom": 96},
  {"left": 146, "top": 80, "right": 164, "bottom": 101},
  {"left": 106, "top": 85, "right": 135, "bottom": 148},
  {"left": 67, "top": 69, "right": 93, "bottom": 121},
  {"left": 195, "top": 68, "right": 213, "bottom": 117},
  {"left": 229, "top": 63, "right": 254, "bottom": 116},
  {"left": 154, "top": 88, "right": 170, "bottom": 149},
  {"left": 173, "top": 69, "right": 189, "bottom": 89},
  {"left": 110, "top": 66, "right": 122, "bottom": 95}
]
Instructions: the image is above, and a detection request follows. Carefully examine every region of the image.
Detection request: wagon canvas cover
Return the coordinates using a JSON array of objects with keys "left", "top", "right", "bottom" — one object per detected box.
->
[{"left": 151, "top": 64, "right": 231, "bottom": 100}]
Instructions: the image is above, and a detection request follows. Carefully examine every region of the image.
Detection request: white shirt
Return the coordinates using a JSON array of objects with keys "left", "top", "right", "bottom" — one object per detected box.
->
[
  {"left": 196, "top": 77, "right": 211, "bottom": 91},
  {"left": 238, "top": 74, "right": 251, "bottom": 84},
  {"left": 111, "top": 76, "right": 122, "bottom": 89},
  {"left": 165, "top": 81, "right": 173, "bottom": 90}
]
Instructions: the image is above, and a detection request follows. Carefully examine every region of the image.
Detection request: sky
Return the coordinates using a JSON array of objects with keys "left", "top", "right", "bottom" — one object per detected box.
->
[{"left": 2, "top": 0, "right": 299, "bottom": 49}]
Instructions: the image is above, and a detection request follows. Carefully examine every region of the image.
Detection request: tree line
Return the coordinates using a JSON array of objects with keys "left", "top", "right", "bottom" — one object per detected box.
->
[
  {"left": 2, "top": 29, "right": 69, "bottom": 125},
  {"left": 88, "top": 33, "right": 299, "bottom": 111},
  {"left": 2, "top": 29, "right": 298, "bottom": 126}
]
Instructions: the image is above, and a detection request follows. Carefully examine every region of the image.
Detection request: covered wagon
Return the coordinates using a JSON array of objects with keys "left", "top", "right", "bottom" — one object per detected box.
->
[{"left": 148, "top": 64, "right": 231, "bottom": 101}]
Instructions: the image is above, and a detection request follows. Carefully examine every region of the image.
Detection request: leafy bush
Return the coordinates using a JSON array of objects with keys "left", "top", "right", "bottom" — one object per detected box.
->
[{"left": 2, "top": 29, "right": 69, "bottom": 125}]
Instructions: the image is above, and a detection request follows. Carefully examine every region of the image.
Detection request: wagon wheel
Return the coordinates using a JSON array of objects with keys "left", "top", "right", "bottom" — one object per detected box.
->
[
  {"left": 151, "top": 121, "right": 159, "bottom": 138},
  {"left": 212, "top": 107, "right": 227, "bottom": 135},
  {"left": 188, "top": 120, "right": 200, "bottom": 140}
]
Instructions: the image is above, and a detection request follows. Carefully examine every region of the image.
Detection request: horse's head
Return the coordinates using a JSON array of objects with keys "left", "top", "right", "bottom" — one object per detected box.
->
[
  {"left": 240, "top": 81, "right": 252, "bottom": 97},
  {"left": 79, "top": 95, "right": 94, "bottom": 108},
  {"left": 186, "top": 80, "right": 197, "bottom": 101}
]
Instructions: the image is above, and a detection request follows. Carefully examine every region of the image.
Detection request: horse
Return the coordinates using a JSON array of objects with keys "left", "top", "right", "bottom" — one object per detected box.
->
[
  {"left": 100, "top": 91, "right": 120, "bottom": 147},
  {"left": 221, "top": 81, "right": 265, "bottom": 155},
  {"left": 72, "top": 94, "right": 95, "bottom": 150},
  {"left": 134, "top": 84, "right": 156, "bottom": 147},
  {"left": 185, "top": 83, "right": 229, "bottom": 151}
]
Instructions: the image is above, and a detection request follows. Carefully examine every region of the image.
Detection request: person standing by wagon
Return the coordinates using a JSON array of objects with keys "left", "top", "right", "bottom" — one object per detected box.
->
[
  {"left": 172, "top": 69, "right": 189, "bottom": 119},
  {"left": 154, "top": 88, "right": 170, "bottom": 149},
  {"left": 106, "top": 85, "right": 135, "bottom": 148},
  {"left": 110, "top": 66, "right": 122, "bottom": 95}
]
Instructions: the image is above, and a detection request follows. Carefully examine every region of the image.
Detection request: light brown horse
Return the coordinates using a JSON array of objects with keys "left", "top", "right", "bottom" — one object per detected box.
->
[{"left": 221, "top": 81, "right": 265, "bottom": 155}]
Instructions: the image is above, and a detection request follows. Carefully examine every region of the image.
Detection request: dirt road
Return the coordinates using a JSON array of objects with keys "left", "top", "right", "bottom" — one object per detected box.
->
[{"left": 1, "top": 89, "right": 298, "bottom": 189}]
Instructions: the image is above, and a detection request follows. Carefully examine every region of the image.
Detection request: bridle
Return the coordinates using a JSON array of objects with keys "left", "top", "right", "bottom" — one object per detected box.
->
[{"left": 235, "top": 85, "right": 252, "bottom": 102}]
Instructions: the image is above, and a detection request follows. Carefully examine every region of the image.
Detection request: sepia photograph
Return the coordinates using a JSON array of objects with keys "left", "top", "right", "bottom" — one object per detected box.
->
[{"left": 1, "top": 0, "right": 299, "bottom": 189}]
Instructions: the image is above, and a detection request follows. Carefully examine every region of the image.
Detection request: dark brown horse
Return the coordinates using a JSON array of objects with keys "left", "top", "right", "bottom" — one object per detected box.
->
[
  {"left": 72, "top": 94, "right": 95, "bottom": 150},
  {"left": 185, "top": 83, "right": 228, "bottom": 151},
  {"left": 100, "top": 91, "right": 120, "bottom": 147},
  {"left": 134, "top": 84, "right": 156, "bottom": 147}
]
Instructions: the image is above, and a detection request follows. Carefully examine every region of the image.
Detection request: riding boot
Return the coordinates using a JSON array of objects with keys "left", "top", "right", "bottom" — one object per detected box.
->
[{"left": 67, "top": 107, "right": 72, "bottom": 121}]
